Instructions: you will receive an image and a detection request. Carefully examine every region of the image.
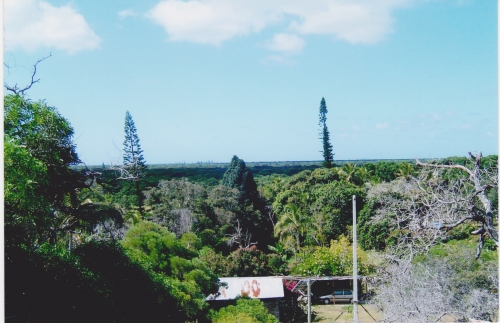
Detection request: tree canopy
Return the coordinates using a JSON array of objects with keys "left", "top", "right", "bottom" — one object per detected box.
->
[
  {"left": 5, "top": 90, "right": 497, "bottom": 323},
  {"left": 221, "top": 155, "right": 272, "bottom": 249},
  {"left": 4, "top": 94, "right": 86, "bottom": 249},
  {"left": 222, "top": 155, "right": 260, "bottom": 207}
]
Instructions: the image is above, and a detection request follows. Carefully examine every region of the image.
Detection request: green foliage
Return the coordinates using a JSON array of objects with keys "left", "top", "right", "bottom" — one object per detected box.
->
[
  {"left": 198, "top": 246, "right": 234, "bottom": 276},
  {"left": 291, "top": 236, "right": 375, "bottom": 276},
  {"left": 227, "top": 246, "right": 273, "bottom": 277},
  {"left": 274, "top": 203, "right": 308, "bottom": 253},
  {"left": 363, "top": 161, "right": 401, "bottom": 182},
  {"left": 358, "top": 199, "right": 391, "bottom": 250},
  {"left": 4, "top": 94, "right": 79, "bottom": 167},
  {"left": 395, "top": 162, "right": 415, "bottom": 179},
  {"left": 267, "top": 242, "right": 291, "bottom": 274},
  {"left": 4, "top": 137, "right": 51, "bottom": 248},
  {"left": 222, "top": 155, "right": 260, "bottom": 207},
  {"left": 4, "top": 94, "right": 94, "bottom": 249},
  {"left": 318, "top": 97, "right": 334, "bottom": 168},
  {"left": 145, "top": 179, "right": 241, "bottom": 249},
  {"left": 8, "top": 93, "right": 496, "bottom": 321},
  {"left": 271, "top": 169, "right": 366, "bottom": 252},
  {"left": 446, "top": 223, "right": 478, "bottom": 241},
  {"left": 222, "top": 156, "right": 273, "bottom": 249},
  {"left": 146, "top": 178, "right": 207, "bottom": 237},
  {"left": 425, "top": 239, "right": 498, "bottom": 263},
  {"left": 121, "top": 221, "right": 193, "bottom": 272},
  {"left": 337, "top": 163, "right": 357, "bottom": 183},
  {"left": 209, "top": 298, "right": 279, "bottom": 323},
  {"left": 180, "top": 232, "right": 203, "bottom": 251},
  {"left": 120, "top": 221, "right": 218, "bottom": 300},
  {"left": 5, "top": 241, "right": 202, "bottom": 322},
  {"left": 147, "top": 178, "right": 206, "bottom": 211},
  {"left": 197, "top": 246, "right": 276, "bottom": 277},
  {"left": 311, "top": 180, "right": 365, "bottom": 239},
  {"left": 134, "top": 163, "right": 321, "bottom": 188}
]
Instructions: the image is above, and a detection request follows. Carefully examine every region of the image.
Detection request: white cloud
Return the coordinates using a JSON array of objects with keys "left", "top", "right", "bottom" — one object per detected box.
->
[
  {"left": 147, "top": 0, "right": 282, "bottom": 45},
  {"left": 376, "top": 122, "right": 390, "bottom": 130},
  {"left": 119, "top": 9, "right": 139, "bottom": 19},
  {"left": 267, "top": 33, "right": 305, "bottom": 54},
  {"left": 285, "top": 0, "right": 411, "bottom": 43},
  {"left": 147, "top": 0, "right": 413, "bottom": 46},
  {"left": 4, "top": 0, "right": 101, "bottom": 54}
]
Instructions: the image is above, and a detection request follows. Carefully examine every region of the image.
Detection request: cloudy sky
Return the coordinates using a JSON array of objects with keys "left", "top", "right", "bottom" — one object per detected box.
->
[{"left": 4, "top": 0, "right": 498, "bottom": 165}]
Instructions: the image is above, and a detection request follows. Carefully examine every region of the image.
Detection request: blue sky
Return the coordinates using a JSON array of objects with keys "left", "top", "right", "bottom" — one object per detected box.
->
[{"left": 4, "top": 0, "right": 498, "bottom": 165}]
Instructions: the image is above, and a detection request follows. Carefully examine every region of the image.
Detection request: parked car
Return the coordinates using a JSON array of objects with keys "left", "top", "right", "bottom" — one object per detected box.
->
[{"left": 318, "top": 289, "right": 353, "bottom": 304}]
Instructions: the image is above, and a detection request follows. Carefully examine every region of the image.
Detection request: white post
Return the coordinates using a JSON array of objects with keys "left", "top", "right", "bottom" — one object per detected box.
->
[
  {"left": 353, "top": 195, "right": 358, "bottom": 323},
  {"left": 307, "top": 279, "right": 311, "bottom": 323}
]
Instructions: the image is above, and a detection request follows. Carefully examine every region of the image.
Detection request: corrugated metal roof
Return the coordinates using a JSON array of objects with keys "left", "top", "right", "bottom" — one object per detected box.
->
[
  {"left": 207, "top": 277, "right": 285, "bottom": 300},
  {"left": 206, "top": 276, "right": 368, "bottom": 300}
]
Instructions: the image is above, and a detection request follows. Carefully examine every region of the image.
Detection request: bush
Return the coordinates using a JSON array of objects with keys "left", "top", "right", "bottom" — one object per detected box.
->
[{"left": 209, "top": 298, "right": 279, "bottom": 323}]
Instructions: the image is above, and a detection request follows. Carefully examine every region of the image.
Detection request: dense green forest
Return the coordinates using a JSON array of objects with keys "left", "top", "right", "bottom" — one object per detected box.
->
[{"left": 5, "top": 94, "right": 498, "bottom": 322}]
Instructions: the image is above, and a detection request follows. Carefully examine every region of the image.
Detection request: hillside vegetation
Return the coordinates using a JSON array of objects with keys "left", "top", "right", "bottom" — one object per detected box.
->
[{"left": 5, "top": 93, "right": 498, "bottom": 322}]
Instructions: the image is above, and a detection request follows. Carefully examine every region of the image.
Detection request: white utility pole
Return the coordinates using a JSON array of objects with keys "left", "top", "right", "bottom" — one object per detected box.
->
[
  {"left": 353, "top": 195, "right": 358, "bottom": 323},
  {"left": 307, "top": 279, "right": 311, "bottom": 323}
]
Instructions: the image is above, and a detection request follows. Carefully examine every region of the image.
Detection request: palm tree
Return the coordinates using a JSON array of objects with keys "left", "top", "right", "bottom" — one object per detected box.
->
[
  {"left": 396, "top": 162, "right": 414, "bottom": 179},
  {"left": 274, "top": 203, "right": 308, "bottom": 256},
  {"left": 355, "top": 167, "right": 371, "bottom": 184},
  {"left": 338, "top": 163, "right": 357, "bottom": 183}
]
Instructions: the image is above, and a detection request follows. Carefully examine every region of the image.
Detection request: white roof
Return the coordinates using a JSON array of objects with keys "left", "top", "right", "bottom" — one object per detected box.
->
[{"left": 208, "top": 277, "right": 285, "bottom": 300}]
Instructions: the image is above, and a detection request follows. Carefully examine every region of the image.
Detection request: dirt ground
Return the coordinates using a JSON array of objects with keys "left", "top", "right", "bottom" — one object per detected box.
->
[
  {"left": 311, "top": 303, "right": 382, "bottom": 323},
  {"left": 310, "top": 304, "right": 468, "bottom": 323}
]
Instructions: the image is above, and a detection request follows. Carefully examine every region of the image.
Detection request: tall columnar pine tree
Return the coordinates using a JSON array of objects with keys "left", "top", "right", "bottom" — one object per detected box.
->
[
  {"left": 222, "top": 156, "right": 273, "bottom": 248},
  {"left": 123, "top": 111, "right": 147, "bottom": 215},
  {"left": 318, "top": 97, "right": 334, "bottom": 168},
  {"left": 222, "top": 155, "right": 260, "bottom": 207}
]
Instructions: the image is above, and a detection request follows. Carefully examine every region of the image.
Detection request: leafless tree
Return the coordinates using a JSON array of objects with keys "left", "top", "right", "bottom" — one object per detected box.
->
[
  {"left": 87, "top": 219, "right": 127, "bottom": 242},
  {"left": 369, "top": 152, "right": 497, "bottom": 259},
  {"left": 373, "top": 246, "right": 498, "bottom": 323},
  {"left": 226, "top": 220, "right": 257, "bottom": 249},
  {"left": 171, "top": 208, "right": 194, "bottom": 236},
  {"left": 367, "top": 152, "right": 498, "bottom": 322},
  {"left": 108, "top": 160, "right": 142, "bottom": 181},
  {"left": 415, "top": 152, "right": 498, "bottom": 258},
  {"left": 5, "top": 53, "right": 52, "bottom": 96},
  {"left": 266, "top": 206, "right": 276, "bottom": 228}
]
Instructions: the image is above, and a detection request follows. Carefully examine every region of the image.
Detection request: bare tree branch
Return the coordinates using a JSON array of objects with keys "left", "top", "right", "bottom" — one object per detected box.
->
[
  {"left": 370, "top": 152, "right": 497, "bottom": 261},
  {"left": 416, "top": 152, "right": 498, "bottom": 247},
  {"left": 226, "top": 220, "right": 258, "bottom": 249},
  {"left": 5, "top": 53, "right": 52, "bottom": 96},
  {"left": 108, "top": 161, "right": 141, "bottom": 181},
  {"left": 373, "top": 247, "right": 498, "bottom": 323},
  {"left": 415, "top": 157, "right": 474, "bottom": 178}
]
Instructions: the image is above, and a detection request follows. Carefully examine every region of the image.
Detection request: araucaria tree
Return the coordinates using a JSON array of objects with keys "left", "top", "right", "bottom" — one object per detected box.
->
[
  {"left": 123, "top": 111, "right": 147, "bottom": 215},
  {"left": 222, "top": 155, "right": 272, "bottom": 248},
  {"left": 318, "top": 97, "right": 334, "bottom": 168},
  {"left": 222, "top": 155, "right": 260, "bottom": 207}
]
